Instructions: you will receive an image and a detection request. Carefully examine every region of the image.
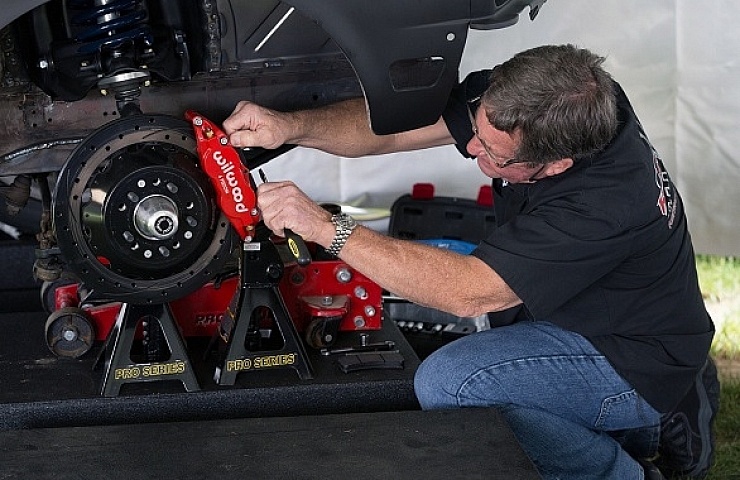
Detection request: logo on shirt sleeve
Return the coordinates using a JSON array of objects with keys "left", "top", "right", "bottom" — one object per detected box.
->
[
  {"left": 652, "top": 154, "right": 676, "bottom": 229},
  {"left": 639, "top": 126, "right": 677, "bottom": 229}
]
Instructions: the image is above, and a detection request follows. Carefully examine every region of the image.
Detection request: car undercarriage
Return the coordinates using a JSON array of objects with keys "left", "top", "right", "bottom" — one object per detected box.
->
[{"left": 0, "top": 0, "right": 545, "bottom": 346}]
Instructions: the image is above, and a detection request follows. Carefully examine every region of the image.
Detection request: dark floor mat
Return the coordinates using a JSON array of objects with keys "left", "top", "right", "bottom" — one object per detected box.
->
[{"left": 0, "top": 311, "right": 420, "bottom": 430}]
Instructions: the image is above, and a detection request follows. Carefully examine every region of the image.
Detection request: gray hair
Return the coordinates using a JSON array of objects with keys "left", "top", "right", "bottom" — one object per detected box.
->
[{"left": 481, "top": 44, "right": 618, "bottom": 164}]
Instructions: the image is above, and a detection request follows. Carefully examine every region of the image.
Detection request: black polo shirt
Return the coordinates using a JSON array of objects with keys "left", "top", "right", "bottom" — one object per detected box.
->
[{"left": 442, "top": 71, "right": 714, "bottom": 413}]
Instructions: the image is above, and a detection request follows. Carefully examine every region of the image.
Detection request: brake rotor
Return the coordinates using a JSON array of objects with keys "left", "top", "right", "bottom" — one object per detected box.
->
[{"left": 53, "top": 114, "right": 235, "bottom": 304}]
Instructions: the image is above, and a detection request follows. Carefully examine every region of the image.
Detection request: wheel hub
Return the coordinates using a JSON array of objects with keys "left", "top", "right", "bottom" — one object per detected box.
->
[{"left": 133, "top": 194, "right": 179, "bottom": 241}]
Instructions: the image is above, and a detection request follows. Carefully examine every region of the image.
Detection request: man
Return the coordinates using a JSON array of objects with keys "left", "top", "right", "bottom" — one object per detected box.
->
[{"left": 223, "top": 44, "right": 719, "bottom": 480}]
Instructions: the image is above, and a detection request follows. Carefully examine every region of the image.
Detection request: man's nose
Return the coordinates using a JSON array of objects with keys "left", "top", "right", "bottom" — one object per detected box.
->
[{"left": 466, "top": 136, "right": 482, "bottom": 158}]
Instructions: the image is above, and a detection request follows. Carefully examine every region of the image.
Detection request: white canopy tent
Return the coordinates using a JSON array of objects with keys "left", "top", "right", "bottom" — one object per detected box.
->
[{"left": 262, "top": 0, "right": 740, "bottom": 256}]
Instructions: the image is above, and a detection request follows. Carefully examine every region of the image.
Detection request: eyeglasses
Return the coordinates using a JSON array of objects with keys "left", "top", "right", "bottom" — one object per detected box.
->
[
  {"left": 466, "top": 96, "right": 546, "bottom": 183},
  {"left": 466, "top": 96, "right": 525, "bottom": 168}
]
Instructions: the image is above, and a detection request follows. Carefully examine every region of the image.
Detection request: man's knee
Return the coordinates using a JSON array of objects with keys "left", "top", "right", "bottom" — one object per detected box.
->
[
  {"left": 413, "top": 344, "right": 509, "bottom": 410},
  {"left": 414, "top": 350, "right": 459, "bottom": 410}
]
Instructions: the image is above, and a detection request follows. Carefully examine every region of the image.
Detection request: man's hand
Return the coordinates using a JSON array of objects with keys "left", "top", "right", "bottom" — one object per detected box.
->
[
  {"left": 223, "top": 101, "right": 295, "bottom": 149},
  {"left": 257, "top": 180, "right": 335, "bottom": 248}
]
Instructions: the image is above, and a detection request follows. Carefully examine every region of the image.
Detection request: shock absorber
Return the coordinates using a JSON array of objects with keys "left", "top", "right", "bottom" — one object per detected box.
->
[
  {"left": 66, "top": 0, "right": 155, "bottom": 112},
  {"left": 67, "top": 0, "right": 153, "bottom": 55}
]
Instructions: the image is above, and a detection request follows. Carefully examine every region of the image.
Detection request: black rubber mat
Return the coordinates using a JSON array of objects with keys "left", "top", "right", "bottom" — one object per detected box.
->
[
  {"left": 0, "top": 311, "right": 420, "bottom": 430},
  {"left": 0, "top": 408, "right": 540, "bottom": 480}
]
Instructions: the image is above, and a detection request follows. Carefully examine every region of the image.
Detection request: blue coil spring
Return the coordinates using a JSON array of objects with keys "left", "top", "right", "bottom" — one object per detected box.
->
[{"left": 67, "top": 0, "right": 152, "bottom": 55}]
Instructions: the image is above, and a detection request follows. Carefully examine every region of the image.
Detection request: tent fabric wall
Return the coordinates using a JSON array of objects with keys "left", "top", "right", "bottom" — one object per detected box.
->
[{"left": 261, "top": 0, "right": 740, "bottom": 256}]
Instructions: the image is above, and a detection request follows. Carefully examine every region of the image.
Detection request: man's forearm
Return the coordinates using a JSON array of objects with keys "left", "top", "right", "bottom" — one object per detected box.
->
[
  {"left": 289, "top": 98, "right": 454, "bottom": 157},
  {"left": 334, "top": 226, "right": 522, "bottom": 317},
  {"left": 288, "top": 98, "right": 399, "bottom": 157},
  {"left": 225, "top": 96, "right": 453, "bottom": 156}
]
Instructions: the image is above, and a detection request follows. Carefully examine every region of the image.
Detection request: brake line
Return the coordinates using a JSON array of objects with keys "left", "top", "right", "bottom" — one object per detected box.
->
[{"left": 0, "top": 137, "right": 84, "bottom": 165}]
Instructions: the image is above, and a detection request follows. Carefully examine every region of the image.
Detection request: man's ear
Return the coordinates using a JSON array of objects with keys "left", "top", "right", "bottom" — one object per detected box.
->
[{"left": 543, "top": 157, "right": 574, "bottom": 177}]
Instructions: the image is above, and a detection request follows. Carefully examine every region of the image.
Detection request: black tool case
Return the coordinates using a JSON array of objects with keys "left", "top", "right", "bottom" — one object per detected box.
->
[{"left": 388, "top": 183, "right": 495, "bottom": 245}]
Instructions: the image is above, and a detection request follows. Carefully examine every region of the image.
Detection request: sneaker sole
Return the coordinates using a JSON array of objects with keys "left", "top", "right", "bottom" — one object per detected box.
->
[{"left": 688, "top": 357, "right": 720, "bottom": 478}]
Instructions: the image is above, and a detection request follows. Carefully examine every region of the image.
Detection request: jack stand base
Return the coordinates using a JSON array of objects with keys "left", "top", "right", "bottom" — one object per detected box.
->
[
  {"left": 98, "top": 303, "right": 200, "bottom": 397},
  {"left": 215, "top": 287, "right": 314, "bottom": 385},
  {"left": 215, "top": 241, "right": 314, "bottom": 385}
]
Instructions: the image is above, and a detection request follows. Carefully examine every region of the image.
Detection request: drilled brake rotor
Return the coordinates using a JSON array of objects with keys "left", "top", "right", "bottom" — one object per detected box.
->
[{"left": 53, "top": 114, "right": 235, "bottom": 304}]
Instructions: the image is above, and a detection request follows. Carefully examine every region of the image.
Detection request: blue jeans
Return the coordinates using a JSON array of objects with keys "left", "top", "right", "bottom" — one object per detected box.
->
[{"left": 414, "top": 321, "right": 661, "bottom": 480}]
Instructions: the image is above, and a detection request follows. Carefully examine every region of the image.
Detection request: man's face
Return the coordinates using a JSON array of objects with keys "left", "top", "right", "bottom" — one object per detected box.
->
[{"left": 466, "top": 106, "right": 545, "bottom": 184}]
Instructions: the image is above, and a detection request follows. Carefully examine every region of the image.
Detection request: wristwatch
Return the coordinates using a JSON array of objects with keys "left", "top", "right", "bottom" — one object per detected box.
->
[{"left": 327, "top": 213, "right": 357, "bottom": 257}]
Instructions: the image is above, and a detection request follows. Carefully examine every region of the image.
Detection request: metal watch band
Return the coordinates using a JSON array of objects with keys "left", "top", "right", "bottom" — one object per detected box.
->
[{"left": 327, "top": 213, "right": 357, "bottom": 257}]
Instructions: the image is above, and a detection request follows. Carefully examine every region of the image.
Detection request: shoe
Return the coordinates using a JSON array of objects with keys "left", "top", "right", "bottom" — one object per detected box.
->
[
  {"left": 655, "top": 357, "right": 720, "bottom": 479},
  {"left": 639, "top": 458, "right": 666, "bottom": 480}
]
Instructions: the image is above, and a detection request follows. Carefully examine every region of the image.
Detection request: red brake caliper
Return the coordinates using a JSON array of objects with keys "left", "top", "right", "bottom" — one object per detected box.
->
[{"left": 185, "top": 110, "right": 259, "bottom": 241}]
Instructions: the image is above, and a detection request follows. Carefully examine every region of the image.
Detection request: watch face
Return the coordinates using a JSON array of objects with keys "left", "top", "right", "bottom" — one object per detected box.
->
[
  {"left": 343, "top": 214, "right": 357, "bottom": 229},
  {"left": 335, "top": 213, "right": 356, "bottom": 229}
]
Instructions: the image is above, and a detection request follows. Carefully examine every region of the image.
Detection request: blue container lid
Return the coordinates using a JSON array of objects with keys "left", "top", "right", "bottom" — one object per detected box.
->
[{"left": 417, "top": 239, "right": 477, "bottom": 255}]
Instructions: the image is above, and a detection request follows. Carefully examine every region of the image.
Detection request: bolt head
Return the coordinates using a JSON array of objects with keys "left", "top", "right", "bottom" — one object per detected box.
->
[
  {"left": 336, "top": 267, "right": 352, "bottom": 283},
  {"left": 62, "top": 328, "right": 78, "bottom": 342}
]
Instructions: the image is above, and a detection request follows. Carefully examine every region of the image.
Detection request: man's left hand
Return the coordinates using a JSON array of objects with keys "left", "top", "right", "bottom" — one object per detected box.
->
[{"left": 257, "top": 180, "right": 335, "bottom": 248}]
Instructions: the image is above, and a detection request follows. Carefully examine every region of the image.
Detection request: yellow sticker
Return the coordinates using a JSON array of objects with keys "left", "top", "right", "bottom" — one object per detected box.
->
[{"left": 288, "top": 238, "right": 300, "bottom": 258}]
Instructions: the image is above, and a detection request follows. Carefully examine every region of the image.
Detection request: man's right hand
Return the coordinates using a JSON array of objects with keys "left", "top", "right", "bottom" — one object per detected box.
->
[{"left": 222, "top": 101, "right": 295, "bottom": 150}]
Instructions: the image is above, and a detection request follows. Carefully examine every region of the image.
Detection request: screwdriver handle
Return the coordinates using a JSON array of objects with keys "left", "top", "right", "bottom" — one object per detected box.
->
[
  {"left": 284, "top": 231, "right": 312, "bottom": 266},
  {"left": 258, "top": 170, "right": 312, "bottom": 266}
]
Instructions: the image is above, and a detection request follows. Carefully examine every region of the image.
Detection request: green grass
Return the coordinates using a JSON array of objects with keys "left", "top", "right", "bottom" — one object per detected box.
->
[
  {"left": 696, "top": 255, "right": 740, "bottom": 301},
  {"left": 695, "top": 255, "right": 740, "bottom": 479},
  {"left": 696, "top": 255, "right": 740, "bottom": 359},
  {"left": 713, "top": 321, "right": 740, "bottom": 360},
  {"left": 708, "top": 377, "right": 740, "bottom": 479},
  {"left": 696, "top": 255, "right": 740, "bottom": 298}
]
